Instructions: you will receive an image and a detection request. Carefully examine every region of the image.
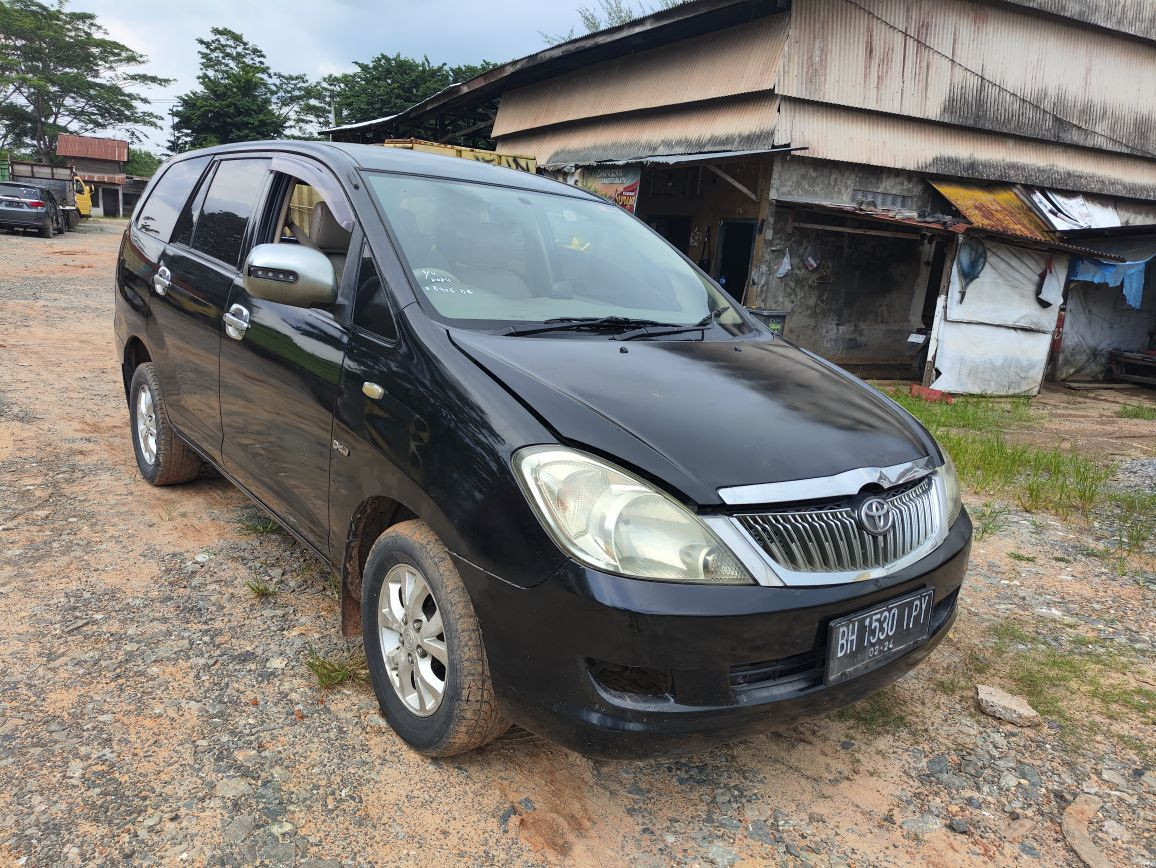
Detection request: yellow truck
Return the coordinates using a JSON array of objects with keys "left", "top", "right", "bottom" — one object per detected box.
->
[{"left": 7, "top": 160, "right": 93, "bottom": 228}]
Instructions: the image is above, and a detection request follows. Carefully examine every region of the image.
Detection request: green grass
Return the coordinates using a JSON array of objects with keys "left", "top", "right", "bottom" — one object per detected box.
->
[
  {"left": 887, "top": 388, "right": 1115, "bottom": 519},
  {"left": 986, "top": 619, "right": 1154, "bottom": 739},
  {"left": 1117, "top": 403, "right": 1156, "bottom": 421},
  {"left": 836, "top": 688, "right": 910, "bottom": 735},
  {"left": 885, "top": 390, "right": 1033, "bottom": 432},
  {"left": 237, "top": 514, "right": 284, "bottom": 535},
  {"left": 1109, "top": 491, "right": 1156, "bottom": 555},
  {"left": 1007, "top": 551, "right": 1036, "bottom": 563},
  {"left": 246, "top": 577, "right": 277, "bottom": 598},
  {"left": 304, "top": 648, "right": 367, "bottom": 689},
  {"left": 972, "top": 502, "right": 1011, "bottom": 540}
]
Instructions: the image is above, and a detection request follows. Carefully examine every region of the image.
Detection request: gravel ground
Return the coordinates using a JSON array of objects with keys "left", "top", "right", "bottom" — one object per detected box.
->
[{"left": 0, "top": 220, "right": 1154, "bottom": 866}]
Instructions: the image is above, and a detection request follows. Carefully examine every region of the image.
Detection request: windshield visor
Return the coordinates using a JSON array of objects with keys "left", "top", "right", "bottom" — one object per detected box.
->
[{"left": 366, "top": 173, "right": 746, "bottom": 331}]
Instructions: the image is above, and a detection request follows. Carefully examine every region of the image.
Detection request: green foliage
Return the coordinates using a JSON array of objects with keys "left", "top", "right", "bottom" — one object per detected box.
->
[
  {"left": 323, "top": 54, "right": 498, "bottom": 130},
  {"left": 542, "top": 0, "right": 687, "bottom": 44},
  {"left": 169, "top": 28, "right": 327, "bottom": 152},
  {"left": 304, "top": 648, "right": 367, "bottom": 689},
  {"left": 885, "top": 388, "right": 1114, "bottom": 519},
  {"left": 124, "top": 147, "right": 162, "bottom": 177},
  {"left": 0, "top": 0, "right": 171, "bottom": 162},
  {"left": 1117, "top": 403, "right": 1156, "bottom": 421}
]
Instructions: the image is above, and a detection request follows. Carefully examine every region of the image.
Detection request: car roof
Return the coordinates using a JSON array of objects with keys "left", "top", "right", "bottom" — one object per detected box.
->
[
  {"left": 165, "top": 140, "right": 599, "bottom": 202},
  {"left": 0, "top": 181, "right": 47, "bottom": 192}
]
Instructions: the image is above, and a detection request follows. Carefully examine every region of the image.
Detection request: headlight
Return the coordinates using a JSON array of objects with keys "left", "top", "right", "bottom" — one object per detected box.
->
[
  {"left": 515, "top": 447, "right": 753, "bottom": 584},
  {"left": 940, "top": 447, "right": 962, "bottom": 525}
]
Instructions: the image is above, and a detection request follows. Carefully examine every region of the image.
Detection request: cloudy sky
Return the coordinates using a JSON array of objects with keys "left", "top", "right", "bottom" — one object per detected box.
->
[{"left": 69, "top": 0, "right": 583, "bottom": 150}]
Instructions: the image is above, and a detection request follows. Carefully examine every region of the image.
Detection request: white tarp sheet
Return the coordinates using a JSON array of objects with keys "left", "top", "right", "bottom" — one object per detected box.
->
[
  {"left": 945, "top": 243, "right": 1067, "bottom": 333},
  {"left": 931, "top": 321, "right": 1055, "bottom": 395},
  {"left": 1056, "top": 282, "right": 1156, "bottom": 380},
  {"left": 932, "top": 240, "right": 1063, "bottom": 395},
  {"left": 1027, "top": 189, "right": 1120, "bottom": 232}
]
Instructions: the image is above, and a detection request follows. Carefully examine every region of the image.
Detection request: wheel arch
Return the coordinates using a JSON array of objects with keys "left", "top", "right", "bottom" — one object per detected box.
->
[
  {"left": 340, "top": 495, "right": 419, "bottom": 637},
  {"left": 121, "top": 336, "right": 152, "bottom": 400}
]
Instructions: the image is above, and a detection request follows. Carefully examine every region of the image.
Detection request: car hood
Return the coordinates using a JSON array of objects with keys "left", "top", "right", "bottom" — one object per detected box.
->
[{"left": 450, "top": 332, "right": 937, "bottom": 506}]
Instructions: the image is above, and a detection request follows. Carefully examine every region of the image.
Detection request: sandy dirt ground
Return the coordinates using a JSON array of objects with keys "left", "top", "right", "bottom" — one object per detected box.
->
[{"left": 0, "top": 220, "right": 1153, "bottom": 866}]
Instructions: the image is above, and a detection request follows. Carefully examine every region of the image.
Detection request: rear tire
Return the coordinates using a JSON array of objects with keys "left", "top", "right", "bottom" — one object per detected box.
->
[
  {"left": 362, "top": 520, "right": 509, "bottom": 756},
  {"left": 128, "top": 363, "right": 203, "bottom": 485},
  {"left": 40, "top": 218, "right": 53, "bottom": 238}
]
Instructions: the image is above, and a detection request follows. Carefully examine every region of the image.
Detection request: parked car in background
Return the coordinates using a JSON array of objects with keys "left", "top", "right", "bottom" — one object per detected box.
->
[
  {"left": 7, "top": 159, "right": 91, "bottom": 228},
  {"left": 114, "top": 141, "right": 972, "bottom": 759},
  {"left": 0, "top": 182, "right": 67, "bottom": 237}
]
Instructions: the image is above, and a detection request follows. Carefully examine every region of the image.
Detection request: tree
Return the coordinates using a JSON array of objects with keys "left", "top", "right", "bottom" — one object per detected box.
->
[
  {"left": 124, "top": 147, "right": 162, "bottom": 177},
  {"left": 323, "top": 55, "right": 498, "bottom": 128},
  {"left": 168, "top": 28, "right": 327, "bottom": 152},
  {"left": 0, "top": 0, "right": 171, "bottom": 163},
  {"left": 542, "top": 0, "right": 686, "bottom": 44}
]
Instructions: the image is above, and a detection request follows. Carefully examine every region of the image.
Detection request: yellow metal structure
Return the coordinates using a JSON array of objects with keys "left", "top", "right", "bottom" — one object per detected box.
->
[
  {"left": 74, "top": 178, "right": 92, "bottom": 218},
  {"left": 929, "top": 181, "right": 1054, "bottom": 243},
  {"left": 380, "top": 139, "right": 537, "bottom": 174}
]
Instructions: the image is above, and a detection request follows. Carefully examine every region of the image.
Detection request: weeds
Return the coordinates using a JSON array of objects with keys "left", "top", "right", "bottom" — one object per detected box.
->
[
  {"left": 237, "top": 514, "right": 283, "bottom": 535},
  {"left": 986, "top": 618, "right": 1153, "bottom": 739},
  {"left": 1109, "top": 491, "right": 1156, "bottom": 555},
  {"left": 972, "top": 502, "right": 1011, "bottom": 540},
  {"left": 304, "top": 647, "right": 367, "bottom": 689},
  {"left": 836, "top": 688, "right": 910, "bottom": 735},
  {"left": 888, "top": 388, "right": 1116, "bottom": 519},
  {"left": 1007, "top": 551, "right": 1036, "bottom": 563},
  {"left": 246, "top": 576, "right": 277, "bottom": 598},
  {"left": 1117, "top": 403, "right": 1156, "bottom": 421}
]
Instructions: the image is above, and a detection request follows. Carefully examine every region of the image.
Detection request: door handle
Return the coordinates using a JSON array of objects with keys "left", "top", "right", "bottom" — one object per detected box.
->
[
  {"left": 223, "top": 304, "right": 250, "bottom": 340},
  {"left": 362, "top": 382, "right": 385, "bottom": 400},
  {"left": 153, "top": 266, "right": 171, "bottom": 296}
]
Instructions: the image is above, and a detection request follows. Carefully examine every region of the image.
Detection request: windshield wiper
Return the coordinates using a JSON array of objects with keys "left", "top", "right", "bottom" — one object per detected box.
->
[
  {"left": 499, "top": 316, "right": 680, "bottom": 337},
  {"left": 614, "top": 305, "right": 732, "bottom": 341}
]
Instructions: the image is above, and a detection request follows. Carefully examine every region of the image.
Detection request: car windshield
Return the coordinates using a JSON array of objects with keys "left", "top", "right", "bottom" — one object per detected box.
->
[{"left": 366, "top": 172, "right": 748, "bottom": 333}]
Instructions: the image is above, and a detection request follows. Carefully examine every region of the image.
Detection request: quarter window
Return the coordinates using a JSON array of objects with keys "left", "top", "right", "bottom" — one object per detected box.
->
[
  {"left": 191, "top": 158, "right": 271, "bottom": 267},
  {"left": 352, "top": 245, "right": 397, "bottom": 341},
  {"left": 135, "top": 156, "right": 211, "bottom": 243}
]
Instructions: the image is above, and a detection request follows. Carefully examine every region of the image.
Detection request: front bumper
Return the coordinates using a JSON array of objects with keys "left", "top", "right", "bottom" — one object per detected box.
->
[{"left": 456, "top": 511, "right": 971, "bottom": 759}]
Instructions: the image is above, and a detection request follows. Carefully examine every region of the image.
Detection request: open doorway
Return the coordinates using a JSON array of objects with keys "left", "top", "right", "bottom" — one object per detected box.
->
[
  {"left": 717, "top": 218, "right": 757, "bottom": 302},
  {"left": 645, "top": 214, "right": 692, "bottom": 255}
]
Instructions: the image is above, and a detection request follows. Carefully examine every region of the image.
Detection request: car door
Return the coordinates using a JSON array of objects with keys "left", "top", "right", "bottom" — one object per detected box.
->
[
  {"left": 217, "top": 162, "right": 354, "bottom": 554},
  {"left": 144, "top": 155, "right": 268, "bottom": 463}
]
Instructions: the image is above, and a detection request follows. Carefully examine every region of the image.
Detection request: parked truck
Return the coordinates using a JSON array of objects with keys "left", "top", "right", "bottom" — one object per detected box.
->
[{"left": 7, "top": 160, "right": 92, "bottom": 229}]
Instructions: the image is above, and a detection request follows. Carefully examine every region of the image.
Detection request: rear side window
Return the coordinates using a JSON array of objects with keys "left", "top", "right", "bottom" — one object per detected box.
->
[
  {"left": 191, "top": 158, "right": 271, "bottom": 268},
  {"left": 135, "top": 156, "right": 211, "bottom": 242}
]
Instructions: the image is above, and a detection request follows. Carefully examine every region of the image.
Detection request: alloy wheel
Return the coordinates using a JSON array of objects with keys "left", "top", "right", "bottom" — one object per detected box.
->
[
  {"left": 135, "top": 385, "right": 158, "bottom": 465},
  {"left": 377, "top": 563, "right": 448, "bottom": 716}
]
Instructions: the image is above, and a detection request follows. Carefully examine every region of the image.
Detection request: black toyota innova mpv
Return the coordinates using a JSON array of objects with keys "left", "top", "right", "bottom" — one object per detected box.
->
[{"left": 114, "top": 141, "right": 971, "bottom": 759}]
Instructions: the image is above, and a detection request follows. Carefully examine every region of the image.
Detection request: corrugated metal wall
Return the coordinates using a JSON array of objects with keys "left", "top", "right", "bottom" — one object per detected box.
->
[
  {"left": 779, "top": 99, "right": 1156, "bottom": 200},
  {"left": 499, "top": 94, "right": 783, "bottom": 166},
  {"left": 780, "top": 0, "right": 1156, "bottom": 157},
  {"left": 493, "top": 14, "right": 789, "bottom": 139}
]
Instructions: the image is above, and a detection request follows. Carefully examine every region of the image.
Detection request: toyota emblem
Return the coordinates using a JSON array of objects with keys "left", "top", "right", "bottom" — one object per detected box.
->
[{"left": 857, "top": 496, "right": 894, "bottom": 536}]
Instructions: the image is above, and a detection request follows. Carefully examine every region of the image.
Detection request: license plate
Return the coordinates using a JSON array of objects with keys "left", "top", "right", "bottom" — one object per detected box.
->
[{"left": 825, "top": 588, "right": 935, "bottom": 684}]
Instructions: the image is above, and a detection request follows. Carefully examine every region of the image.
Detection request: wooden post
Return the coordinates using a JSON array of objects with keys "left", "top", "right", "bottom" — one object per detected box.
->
[{"left": 922, "top": 235, "right": 959, "bottom": 387}]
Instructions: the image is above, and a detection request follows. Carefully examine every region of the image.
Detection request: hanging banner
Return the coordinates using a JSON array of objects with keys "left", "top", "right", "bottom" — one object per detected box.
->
[{"left": 580, "top": 165, "right": 641, "bottom": 213}]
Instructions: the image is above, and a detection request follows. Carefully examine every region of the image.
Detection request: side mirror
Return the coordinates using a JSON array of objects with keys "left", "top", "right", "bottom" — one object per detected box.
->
[{"left": 243, "top": 243, "right": 337, "bottom": 307}]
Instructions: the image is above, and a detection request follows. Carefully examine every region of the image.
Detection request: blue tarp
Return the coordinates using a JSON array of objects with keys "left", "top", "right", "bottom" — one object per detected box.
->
[{"left": 1068, "top": 256, "right": 1152, "bottom": 309}]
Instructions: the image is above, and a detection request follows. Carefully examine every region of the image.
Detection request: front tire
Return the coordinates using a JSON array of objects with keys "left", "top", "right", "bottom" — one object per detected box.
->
[
  {"left": 362, "top": 520, "right": 508, "bottom": 756},
  {"left": 128, "top": 363, "right": 203, "bottom": 485}
]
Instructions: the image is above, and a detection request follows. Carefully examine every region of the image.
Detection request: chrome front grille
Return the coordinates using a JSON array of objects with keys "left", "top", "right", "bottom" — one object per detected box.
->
[{"left": 736, "top": 477, "right": 939, "bottom": 573}]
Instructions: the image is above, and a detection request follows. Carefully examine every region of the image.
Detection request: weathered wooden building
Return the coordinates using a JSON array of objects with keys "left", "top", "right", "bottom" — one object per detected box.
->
[
  {"left": 56, "top": 134, "right": 129, "bottom": 218},
  {"left": 327, "top": 0, "right": 1156, "bottom": 393}
]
